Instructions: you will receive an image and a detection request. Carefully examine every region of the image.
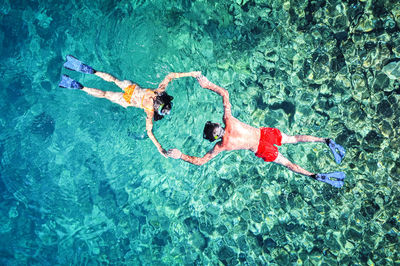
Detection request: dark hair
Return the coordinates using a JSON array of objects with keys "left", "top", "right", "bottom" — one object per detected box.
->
[
  {"left": 153, "top": 92, "right": 174, "bottom": 121},
  {"left": 203, "top": 121, "right": 219, "bottom": 142}
]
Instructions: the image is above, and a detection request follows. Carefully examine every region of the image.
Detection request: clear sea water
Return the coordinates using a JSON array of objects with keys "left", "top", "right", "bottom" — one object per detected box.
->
[{"left": 1, "top": 0, "right": 399, "bottom": 265}]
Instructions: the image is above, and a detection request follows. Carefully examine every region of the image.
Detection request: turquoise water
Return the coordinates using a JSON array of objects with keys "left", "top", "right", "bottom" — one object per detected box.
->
[{"left": 1, "top": 0, "right": 400, "bottom": 264}]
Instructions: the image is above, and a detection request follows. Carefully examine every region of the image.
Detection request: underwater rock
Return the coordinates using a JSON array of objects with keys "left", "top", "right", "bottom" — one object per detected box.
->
[
  {"left": 236, "top": 218, "right": 248, "bottom": 232},
  {"left": 40, "top": 81, "right": 52, "bottom": 92},
  {"left": 184, "top": 216, "right": 199, "bottom": 231},
  {"left": 333, "top": 14, "right": 349, "bottom": 32},
  {"left": 377, "top": 100, "right": 393, "bottom": 118},
  {"left": 383, "top": 16, "right": 397, "bottom": 32},
  {"left": 237, "top": 235, "right": 249, "bottom": 251},
  {"left": 351, "top": 72, "right": 368, "bottom": 100},
  {"left": 373, "top": 73, "right": 390, "bottom": 92},
  {"left": 190, "top": 230, "right": 207, "bottom": 251},
  {"left": 325, "top": 233, "right": 341, "bottom": 252},
  {"left": 152, "top": 230, "right": 170, "bottom": 247},
  {"left": 240, "top": 208, "right": 251, "bottom": 220},
  {"left": 355, "top": 13, "right": 375, "bottom": 33},
  {"left": 335, "top": 31, "right": 349, "bottom": 43},
  {"left": 250, "top": 207, "right": 263, "bottom": 223},
  {"left": 263, "top": 238, "right": 276, "bottom": 250},
  {"left": 274, "top": 249, "right": 290, "bottom": 264},
  {"left": 264, "top": 49, "right": 279, "bottom": 62},
  {"left": 382, "top": 60, "right": 400, "bottom": 80},
  {"left": 392, "top": 34, "right": 400, "bottom": 57},
  {"left": 390, "top": 161, "right": 400, "bottom": 178},
  {"left": 30, "top": 112, "right": 55, "bottom": 140},
  {"left": 238, "top": 252, "right": 246, "bottom": 262},
  {"left": 223, "top": 234, "right": 237, "bottom": 249},
  {"left": 46, "top": 56, "right": 63, "bottom": 85},
  {"left": 217, "top": 245, "right": 236, "bottom": 261},
  {"left": 1, "top": 12, "right": 29, "bottom": 57},
  {"left": 361, "top": 40, "right": 391, "bottom": 69},
  {"left": 364, "top": 130, "right": 384, "bottom": 148},
  {"left": 199, "top": 218, "right": 214, "bottom": 235},
  {"left": 331, "top": 51, "right": 347, "bottom": 73},
  {"left": 360, "top": 200, "right": 380, "bottom": 220},
  {"left": 217, "top": 224, "right": 228, "bottom": 235},
  {"left": 8, "top": 75, "right": 30, "bottom": 103},
  {"left": 351, "top": 72, "right": 366, "bottom": 90},
  {"left": 340, "top": 40, "right": 357, "bottom": 68},
  {"left": 379, "top": 120, "right": 392, "bottom": 137},
  {"left": 215, "top": 179, "right": 235, "bottom": 203},
  {"left": 349, "top": 106, "right": 367, "bottom": 123}
]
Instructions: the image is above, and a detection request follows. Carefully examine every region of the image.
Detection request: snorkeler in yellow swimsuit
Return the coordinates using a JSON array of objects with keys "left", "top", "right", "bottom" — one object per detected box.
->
[{"left": 59, "top": 55, "right": 200, "bottom": 157}]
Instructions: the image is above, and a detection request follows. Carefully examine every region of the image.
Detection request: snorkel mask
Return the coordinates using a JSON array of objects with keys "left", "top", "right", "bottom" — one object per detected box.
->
[
  {"left": 157, "top": 103, "right": 172, "bottom": 116},
  {"left": 214, "top": 126, "right": 225, "bottom": 140}
]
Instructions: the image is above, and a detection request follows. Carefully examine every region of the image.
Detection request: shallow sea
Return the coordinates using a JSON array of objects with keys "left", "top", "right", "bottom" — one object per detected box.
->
[{"left": 1, "top": 0, "right": 399, "bottom": 265}]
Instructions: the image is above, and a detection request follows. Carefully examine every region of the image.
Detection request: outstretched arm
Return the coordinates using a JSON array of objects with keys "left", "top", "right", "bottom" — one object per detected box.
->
[
  {"left": 145, "top": 112, "right": 167, "bottom": 158},
  {"left": 196, "top": 75, "right": 232, "bottom": 119},
  {"left": 167, "top": 143, "right": 224, "bottom": 166},
  {"left": 156, "top": 71, "right": 201, "bottom": 92}
]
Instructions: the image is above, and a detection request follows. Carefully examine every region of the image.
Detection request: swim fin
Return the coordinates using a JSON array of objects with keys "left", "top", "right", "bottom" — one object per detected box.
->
[
  {"left": 63, "top": 55, "right": 95, "bottom": 74},
  {"left": 327, "top": 139, "right": 346, "bottom": 164},
  {"left": 313, "top": 172, "right": 345, "bottom": 188},
  {"left": 58, "top": 75, "right": 83, "bottom": 90}
]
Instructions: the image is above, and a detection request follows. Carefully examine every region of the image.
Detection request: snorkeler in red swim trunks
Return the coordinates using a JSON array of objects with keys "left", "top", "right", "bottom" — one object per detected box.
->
[{"left": 167, "top": 75, "right": 346, "bottom": 188}]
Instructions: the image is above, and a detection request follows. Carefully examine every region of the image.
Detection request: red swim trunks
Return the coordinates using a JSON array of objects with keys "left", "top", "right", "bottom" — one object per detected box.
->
[{"left": 255, "top": 127, "right": 282, "bottom": 162}]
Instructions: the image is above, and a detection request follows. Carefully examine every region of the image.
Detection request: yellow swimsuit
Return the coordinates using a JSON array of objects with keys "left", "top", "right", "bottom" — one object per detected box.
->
[
  {"left": 123, "top": 85, "right": 153, "bottom": 112},
  {"left": 123, "top": 84, "right": 137, "bottom": 104}
]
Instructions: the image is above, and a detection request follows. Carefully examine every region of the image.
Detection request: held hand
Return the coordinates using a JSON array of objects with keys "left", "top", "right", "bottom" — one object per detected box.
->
[
  {"left": 196, "top": 75, "right": 210, "bottom": 88},
  {"left": 158, "top": 81, "right": 168, "bottom": 90},
  {"left": 167, "top": 149, "right": 182, "bottom": 159},
  {"left": 159, "top": 148, "right": 168, "bottom": 158},
  {"left": 157, "top": 73, "right": 175, "bottom": 90}
]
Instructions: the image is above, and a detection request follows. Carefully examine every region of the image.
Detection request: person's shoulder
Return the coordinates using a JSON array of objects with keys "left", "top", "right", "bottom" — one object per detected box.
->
[{"left": 214, "top": 140, "right": 228, "bottom": 151}]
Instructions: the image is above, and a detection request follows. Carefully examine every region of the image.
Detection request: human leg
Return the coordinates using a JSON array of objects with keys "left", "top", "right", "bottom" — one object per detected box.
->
[
  {"left": 63, "top": 55, "right": 132, "bottom": 90},
  {"left": 95, "top": 71, "right": 132, "bottom": 91},
  {"left": 273, "top": 153, "right": 346, "bottom": 187},
  {"left": 82, "top": 87, "right": 128, "bottom": 107},
  {"left": 58, "top": 75, "right": 128, "bottom": 107},
  {"left": 273, "top": 153, "right": 315, "bottom": 176},
  {"left": 281, "top": 132, "right": 346, "bottom": 164},
  {"left": 280, "top": 132, "right": 326, "bottom": 144}
]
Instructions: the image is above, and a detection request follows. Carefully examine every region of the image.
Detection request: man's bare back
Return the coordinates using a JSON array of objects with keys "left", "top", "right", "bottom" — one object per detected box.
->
[{"left": 221, "top": 116, "right": 260, "bottom": 152}]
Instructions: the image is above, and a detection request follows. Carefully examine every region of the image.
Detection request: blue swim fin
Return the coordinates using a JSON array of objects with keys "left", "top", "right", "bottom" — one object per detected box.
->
[
  {"left": 314, "top": 172, "right": 345, "bottom": 188},
  {"left": 327, "top": 139, "right": 346, "bottom": 164},
  {"left": 58, "top": 75, "right": 83, "bottom": 90},
  {"left": 63, "top": 55, "right": 95, "bottom": 74}
]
